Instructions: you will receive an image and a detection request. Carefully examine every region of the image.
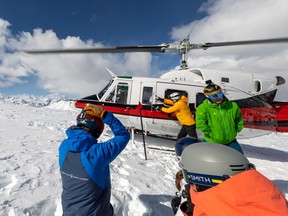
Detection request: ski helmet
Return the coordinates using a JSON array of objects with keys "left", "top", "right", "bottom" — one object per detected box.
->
[
  {"left": 180, "top": 143, "right": 253, "bottom": 187},
  {"left": 203, "top": 83, "right": 222, "bottom": 96},
  {"left": 175, "top": 137, "right": 199, "bottom": 158},
  {"left": 76, "top": 109, "right": 104, "bottom": 139},
  {"left": 203, "top": 83, "right": 224, "bottom": 102},
  {"left": 169, "top": 92, "right": 181, "bottom": 102}
]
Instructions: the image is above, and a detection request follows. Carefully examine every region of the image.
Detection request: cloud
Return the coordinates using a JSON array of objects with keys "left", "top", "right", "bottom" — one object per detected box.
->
[
  {"left": 0, "top": 0, "right": 288, "bottom": 100},
  {"left": 0, "top": 23, "right": 153, "bottom": 97},
  {"left": 170, "top": 0, "right": 288, "bottom": 70},
  {"left": 170, "top": 0, "right": 288, "bottom": 100}
]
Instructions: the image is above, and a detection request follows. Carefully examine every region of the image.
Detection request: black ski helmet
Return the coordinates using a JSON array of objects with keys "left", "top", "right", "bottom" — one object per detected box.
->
[
  {"left": 169, "top": 92, "right": 181, "bottom": 102},
  {"left": 180, "top": 143, "right": 253, "bottom": 187},
  {"left": 76, "top": 109, "right": 104, "bottom": 139}
]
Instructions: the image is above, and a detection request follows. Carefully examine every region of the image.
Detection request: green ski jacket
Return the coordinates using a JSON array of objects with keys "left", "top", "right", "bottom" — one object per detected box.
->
[{"left": 196, "top": 98, "right": 244, "bottom": 144}]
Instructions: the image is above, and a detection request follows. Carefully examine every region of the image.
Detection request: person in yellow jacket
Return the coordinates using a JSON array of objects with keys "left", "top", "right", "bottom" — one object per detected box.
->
[
  {"left": 161, "top": 92, "right": 197, "bottom": 139},
  {"left": 174, "top": 142, "right": 288, "bottom": 216}
]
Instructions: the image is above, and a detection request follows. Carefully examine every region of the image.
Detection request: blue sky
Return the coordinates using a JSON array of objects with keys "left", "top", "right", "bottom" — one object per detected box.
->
[
  {"left": 0, "top": 0, "right": 288, "bottom": 98},
  {"left": 1, "top": 0, "right": 204, "bottom": 44}
]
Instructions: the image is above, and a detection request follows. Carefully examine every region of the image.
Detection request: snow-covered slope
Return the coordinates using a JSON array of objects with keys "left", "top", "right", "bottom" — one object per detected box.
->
[{"left": 0, "top": 95, "right": 287, "bottom": 216}]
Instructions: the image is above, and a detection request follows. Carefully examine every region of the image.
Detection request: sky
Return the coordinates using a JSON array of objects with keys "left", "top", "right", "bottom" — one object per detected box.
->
[
  {"left": 0, "top": 94, "right": 287, "bottom": 216},
  {"left": 0, "top": 0, "right": 288, "bottom": 100}
]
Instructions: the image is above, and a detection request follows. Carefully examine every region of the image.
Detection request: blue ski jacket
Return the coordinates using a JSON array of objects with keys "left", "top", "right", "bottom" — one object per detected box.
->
[{"left": 59, "top": 112, "right": 130, "bottom": 216}]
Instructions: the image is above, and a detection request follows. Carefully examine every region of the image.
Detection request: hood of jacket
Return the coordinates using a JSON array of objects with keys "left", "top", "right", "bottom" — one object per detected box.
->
[
  {"left": 179, "top": 95, "right": 189, "bottom": 103},
  {"left": 63, "top": 126, "right": 98, "bottom": 152}
]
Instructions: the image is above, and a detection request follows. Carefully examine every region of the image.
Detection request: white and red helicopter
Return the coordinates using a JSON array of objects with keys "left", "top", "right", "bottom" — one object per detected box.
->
[{"left": 24, "top": 37, "right": 288, "bottom": 142}]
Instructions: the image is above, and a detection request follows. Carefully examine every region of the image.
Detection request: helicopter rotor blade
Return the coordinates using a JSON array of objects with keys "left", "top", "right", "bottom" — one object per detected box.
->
[
  {"left": 197, "top": 37, "right": 288, "bottom": 50},
  {"left": 22, "top": 37, "right": 288, "bottom": 54},
  {"left": 23, "top": 45, "right": 168, "bottom": 54}
]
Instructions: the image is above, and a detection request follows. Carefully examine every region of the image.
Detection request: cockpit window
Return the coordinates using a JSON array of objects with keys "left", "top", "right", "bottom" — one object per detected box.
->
[
  {"left": 105, "top": 87, "right": 116, "bottom": 102},
  {"left": 98, "top": 79, "right": 114, "bottom": 100}
]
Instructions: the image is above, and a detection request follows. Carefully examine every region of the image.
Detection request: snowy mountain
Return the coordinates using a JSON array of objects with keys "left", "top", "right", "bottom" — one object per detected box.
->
[
  {"left": 0, "top": 94, "right": 287, "bottom": 216},
  {"left": 0, "top": 94, "right": 68, "bottom": 107}
]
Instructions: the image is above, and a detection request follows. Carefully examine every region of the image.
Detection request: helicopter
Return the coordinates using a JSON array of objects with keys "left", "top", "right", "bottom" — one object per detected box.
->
[{"left": 24, "top": 37, "right": 288, "bottom": 142}]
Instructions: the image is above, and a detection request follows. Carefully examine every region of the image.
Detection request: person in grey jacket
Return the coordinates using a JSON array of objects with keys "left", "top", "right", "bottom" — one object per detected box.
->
[{"left": 59, "top": 104, "right": 130, "bottom": 216}]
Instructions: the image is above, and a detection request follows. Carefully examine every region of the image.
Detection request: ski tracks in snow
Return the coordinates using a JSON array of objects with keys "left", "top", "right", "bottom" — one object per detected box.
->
[
  {"left": 107, "top": 131, "right": 178, "bottom": 216},
  {"left": 0, "top": 101, "right": 76, "bottom": 216}
]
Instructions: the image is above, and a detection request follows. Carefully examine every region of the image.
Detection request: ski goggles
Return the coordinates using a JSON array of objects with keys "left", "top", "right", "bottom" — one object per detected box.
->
[{"left": 207, "top": 91, "right": 223, "bottom": 100}]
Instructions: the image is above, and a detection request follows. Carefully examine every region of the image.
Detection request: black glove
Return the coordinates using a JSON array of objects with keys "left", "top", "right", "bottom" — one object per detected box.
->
[
  {"left": 156, "top": 96, "right": 164, "bottom": 102},
  {"left": 154, "top": 105, "right": 163, "bottom": 111},
  {"left": 171, "top": 197, "right": 181, "bottom": 215},
  {"left": 180, "top": 201, "right": 194, "bottom": 215}
]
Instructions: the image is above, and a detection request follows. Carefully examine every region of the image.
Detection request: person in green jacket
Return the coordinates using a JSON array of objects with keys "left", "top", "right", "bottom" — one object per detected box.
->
[
  {"left": 161, "top": 92, "right": 198, "bottom": 139},
  {"left": 196, "top": 82, "right": 244, "bottom": 154}
]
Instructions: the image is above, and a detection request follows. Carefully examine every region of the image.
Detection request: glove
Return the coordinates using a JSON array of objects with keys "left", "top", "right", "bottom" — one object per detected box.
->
[
  {"left": 171, "top": 197, "right": 181, "bottom": 214},
  {"left": 154, "top": 106, "right": 162, "bottom": 111},
  {"left": 155, "top": 96, "right": 164, "bottom": 102},
  {"left": 163, "top": 98, "right": 174, "bottom": 106},
  {"left": 84, "top": 105, "right": 107, "bottom": 119},
  {"left": 175, "top": 170, "right": 184, "bottom": 191},
  {"left": 180, "top": 201, "right": 194, "bottom": 215}
]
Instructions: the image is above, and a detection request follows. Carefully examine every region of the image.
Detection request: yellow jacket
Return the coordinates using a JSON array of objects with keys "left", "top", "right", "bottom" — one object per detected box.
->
[{"left": 161, "top": 96, "right": 195, "bottom": 126}]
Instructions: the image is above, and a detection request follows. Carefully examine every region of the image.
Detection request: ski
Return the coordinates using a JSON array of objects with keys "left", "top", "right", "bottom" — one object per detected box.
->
[{"left": 147, "top": 146, "right": 175, "bottom": 154}]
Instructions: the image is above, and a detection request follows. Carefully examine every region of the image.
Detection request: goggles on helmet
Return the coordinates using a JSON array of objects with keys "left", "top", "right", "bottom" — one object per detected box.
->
[{"left": 207, "top": 91, "right": 223, "bottom": 100}]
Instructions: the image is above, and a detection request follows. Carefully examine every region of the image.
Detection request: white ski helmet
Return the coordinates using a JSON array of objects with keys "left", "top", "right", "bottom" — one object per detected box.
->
[
  {"left": 169, "top": 92, "right": 181, "bottom": 102},
  {"left": 180, "top": 142, "right": 253, "bottom": 187}
]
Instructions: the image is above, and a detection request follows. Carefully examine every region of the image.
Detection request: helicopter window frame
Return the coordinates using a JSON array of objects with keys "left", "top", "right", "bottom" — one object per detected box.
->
[
  {"left": 105, "top": 86, "right": 116, "bottom": 102},
  {"left": 98, "top": 79, "right": 114, "bottom": 100},
  {"left": 142, "top": 86, "right": 153, "bottom": 105},
  {"left": 115, "top": 82, "right": 129, "bottom": 104}
]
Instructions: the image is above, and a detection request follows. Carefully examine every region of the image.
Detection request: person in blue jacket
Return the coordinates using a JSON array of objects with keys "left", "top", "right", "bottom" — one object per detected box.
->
[{"left": 58, "top": 104, "right": 130, "bottom": 216}]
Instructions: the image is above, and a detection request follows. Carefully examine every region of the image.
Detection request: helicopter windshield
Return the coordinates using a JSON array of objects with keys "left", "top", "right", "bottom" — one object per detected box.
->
[{"left": 98, "top": 79, "right": 114, "bottom": 100}]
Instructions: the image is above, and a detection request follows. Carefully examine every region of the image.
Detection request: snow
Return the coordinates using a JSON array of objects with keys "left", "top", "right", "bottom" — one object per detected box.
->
[{"left": 0, "top": 94, "right": 287, "bottom": 216}]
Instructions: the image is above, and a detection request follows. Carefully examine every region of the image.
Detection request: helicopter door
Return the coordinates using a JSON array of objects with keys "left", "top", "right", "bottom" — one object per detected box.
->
[{"left": 130, "top": 84, "right": 155, "bottom": 133}]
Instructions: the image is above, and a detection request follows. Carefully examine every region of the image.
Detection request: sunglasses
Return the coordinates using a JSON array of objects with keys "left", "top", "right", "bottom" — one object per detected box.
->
[{"left": 207, "top": 91, "right": 223, "bottom": 100}]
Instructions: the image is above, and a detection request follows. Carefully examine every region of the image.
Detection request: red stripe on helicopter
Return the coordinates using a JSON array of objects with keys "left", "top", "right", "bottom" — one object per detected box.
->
[
  {"left": 75, "top": 101, "right": 173, "bottom": 119},
  {"left": 75, "top": 101, "right": 288, "bottom": 132}
]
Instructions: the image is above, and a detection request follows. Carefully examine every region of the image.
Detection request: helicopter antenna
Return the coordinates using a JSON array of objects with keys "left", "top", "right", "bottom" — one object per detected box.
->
[{"left": 105, "top": 67, "right": 116, "bottom": 77}]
